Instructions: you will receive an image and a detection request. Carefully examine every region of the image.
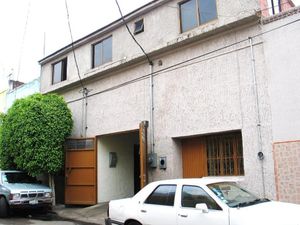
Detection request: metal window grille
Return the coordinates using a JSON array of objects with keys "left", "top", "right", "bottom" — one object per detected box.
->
[{"left": 206, "top": 133, "right": 244, "bottom": 176}]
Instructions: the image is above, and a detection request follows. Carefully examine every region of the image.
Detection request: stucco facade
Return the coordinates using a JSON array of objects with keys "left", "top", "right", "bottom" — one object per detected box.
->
[
  {"left": 39, "top": 0, "right": 300, "bottom": 204},
  {"left": 262, "top": 8, "right": 300, "bottom": 203}
]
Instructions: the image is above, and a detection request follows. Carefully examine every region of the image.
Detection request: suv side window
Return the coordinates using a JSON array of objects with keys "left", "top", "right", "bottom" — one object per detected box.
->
[
  {"left": 182, "top": 185, "right": 222, "bottom": 210},
  {"left": 145, "top": 185, "right": 177, "bottom": 206}
]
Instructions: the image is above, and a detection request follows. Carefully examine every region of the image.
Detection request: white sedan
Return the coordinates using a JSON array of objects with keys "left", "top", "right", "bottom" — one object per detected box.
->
[{"left": 105, "top": 178, "right": 300, "bottom": 225}]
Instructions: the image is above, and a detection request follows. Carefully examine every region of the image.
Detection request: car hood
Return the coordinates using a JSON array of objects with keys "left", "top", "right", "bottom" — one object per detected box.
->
[
  {"left": 4, "top": 183, "right": 51, "bottom": 192},
  {"left": 230, "top": 201, "right": 300, "bottom": 225}
]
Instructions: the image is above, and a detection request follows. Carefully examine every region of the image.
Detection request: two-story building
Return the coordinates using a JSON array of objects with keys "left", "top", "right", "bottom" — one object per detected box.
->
[{"left": 39, "top": 0, "right": 300, "bottom": 205}]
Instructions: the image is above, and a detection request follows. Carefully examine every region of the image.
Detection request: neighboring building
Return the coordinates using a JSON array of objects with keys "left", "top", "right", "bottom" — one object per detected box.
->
[
  {"left": 0, "top": 89, "right": 7, "bottom": 113},
  {"left": 260, "top": 0, "right": 295, "bottom": 16},
  {"left": 262, "top": 7, "right": 300, "bottom": 203},
  {"left": 39, "top": 0, "right": 300, "bottom": 205},
  {"left": 5, "top": 78, "right": 40, "bottom": 112}
]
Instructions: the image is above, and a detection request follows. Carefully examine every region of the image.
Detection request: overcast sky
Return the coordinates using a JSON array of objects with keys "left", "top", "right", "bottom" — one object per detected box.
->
[
  {"left": 0, "top": 0, "right": 152, "bottom": 90},
  {"left": 0, "top": 0, "right": 299, "bottom": 91}
]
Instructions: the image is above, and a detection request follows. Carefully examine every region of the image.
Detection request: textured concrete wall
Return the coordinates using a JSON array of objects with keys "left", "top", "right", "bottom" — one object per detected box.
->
[
  {"left": 40, "top": 0, "right": 281, "bottom": 200},
  {"left": 263, "top": 9, "right": 300, "bottom": 203},
  {"left": 97, "top": 132, "right": 139, "bottom": 203},
  {"left": 273, "top": 141, "right": 300, "bottom": 204},
  {"left": 263, "top": 12, "right": 300, "bottom": 142},
  {"left": 40, "top": 0, "right": 260, "bottom": 94},
  {"left": 55, "top": 23, "right": 276, "bottom": 199}
]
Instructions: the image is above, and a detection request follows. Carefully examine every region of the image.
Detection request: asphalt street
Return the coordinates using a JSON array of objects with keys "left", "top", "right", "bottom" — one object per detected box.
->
[{"left": 0, "top": 211, "right": 96, "bottom": 225}]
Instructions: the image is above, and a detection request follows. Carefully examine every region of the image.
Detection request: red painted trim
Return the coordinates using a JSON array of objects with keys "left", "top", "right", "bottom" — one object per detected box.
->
[{"left": 273, "top": 140, "right": 300, "bottom": 145}]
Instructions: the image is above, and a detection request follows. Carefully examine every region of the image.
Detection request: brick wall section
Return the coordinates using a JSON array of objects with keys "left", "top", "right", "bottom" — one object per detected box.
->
[{"left": 273, "top": 141, "right": 300, "bottom": 204}]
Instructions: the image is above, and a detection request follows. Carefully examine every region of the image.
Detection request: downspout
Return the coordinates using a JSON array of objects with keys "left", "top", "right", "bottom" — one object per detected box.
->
[
  {"left": 249, "top": 37, "right": 266, "bottom": 197},
  {"left": 81, "top": 87, "right": 89, "bottom": 138},
  {"left": 149, "top": 63, "right": 154, "bottom": 154}
]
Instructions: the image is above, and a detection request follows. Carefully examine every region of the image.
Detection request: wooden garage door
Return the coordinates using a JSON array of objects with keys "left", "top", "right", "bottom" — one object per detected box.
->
[
  {"left": 65, "top": 138, "right": 97, "bottom": 205},
  {"left": 182, "top": 132, "right": 244, "bottom": 178}
]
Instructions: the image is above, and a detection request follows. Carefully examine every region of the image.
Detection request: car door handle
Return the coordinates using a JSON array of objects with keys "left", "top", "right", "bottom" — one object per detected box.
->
[
  {"left": 179, "top": 214, "right": 188, "bottom": 218},
  {"left": 141, "top": 209, "right": 147, "bottom": 213}
]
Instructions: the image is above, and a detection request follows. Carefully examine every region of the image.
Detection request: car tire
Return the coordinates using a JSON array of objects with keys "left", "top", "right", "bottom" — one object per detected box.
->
[
  {"left": 127, "top": 221, "right": 141, "bottom": 225},
  {"left": 0, "top": 197, "right": 9, "bottom": 218}
]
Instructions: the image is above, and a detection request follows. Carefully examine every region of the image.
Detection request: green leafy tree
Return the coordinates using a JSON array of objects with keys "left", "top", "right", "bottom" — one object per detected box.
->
[{"left": 0, "top": 94, "right": 73, "bottom": 203}]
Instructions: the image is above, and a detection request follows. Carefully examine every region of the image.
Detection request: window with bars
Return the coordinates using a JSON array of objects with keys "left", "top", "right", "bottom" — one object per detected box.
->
[
  {"left": 182, "top": 131, "right": 244, "bottom": 178},
  {"left": 65, "top": 139, "right": 95, "bottom": 151},
  {"left": 206, "top": 133, "right": 244, "bottom": 176}
]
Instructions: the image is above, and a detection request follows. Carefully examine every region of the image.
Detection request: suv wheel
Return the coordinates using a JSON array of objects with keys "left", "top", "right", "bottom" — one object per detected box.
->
[{"left": 0, "top": 197, "right": 8, "bottom": 218}]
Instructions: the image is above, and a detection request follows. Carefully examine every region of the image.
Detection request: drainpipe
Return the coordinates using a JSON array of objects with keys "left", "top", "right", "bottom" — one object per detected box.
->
[
  {"left": 249, "top": 37, "right": 266, "bottom": 197},
  {"left": 81, "top": 88, "right": 89, "bottom": 138},
  {"left": 149, "top": 63, "right": 154, "bottom": 154}
]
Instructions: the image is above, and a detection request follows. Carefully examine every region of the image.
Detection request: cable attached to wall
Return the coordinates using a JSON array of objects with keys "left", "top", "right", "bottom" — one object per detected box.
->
[
  {"left": 65, "top": 0, "right": 89, "bottom": 137},
  {"left": 114, "top": 0, "right": 155, "bottom": 157},
  {"left": 114, "top": 0, "right": 153, "bottom": 66},
  {"left": 64, "top": 0, "right": 85, "bottom": 90}
]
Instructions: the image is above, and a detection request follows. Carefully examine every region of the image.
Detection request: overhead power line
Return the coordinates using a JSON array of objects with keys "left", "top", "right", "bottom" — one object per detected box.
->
[
  {"left": 16, "top": 0, "right": 31, "bottom": 83},
  {"left": 114, "top": 0, "right": 152, "bottom": 65},
  {"left": 64, "top": 0, "right": 85, "bottom": 91},
  {"left": 65, "top": 18, "right": 300, "bottom": 105}
]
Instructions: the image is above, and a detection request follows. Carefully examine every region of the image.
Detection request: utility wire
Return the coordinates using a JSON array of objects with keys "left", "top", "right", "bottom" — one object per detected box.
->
[
  {"left": 16, "top": 0, "right": 31, "bottom": 83},
  {"left": 66, "top": 18, "right": 300, "bottom": 105},
  {"left": 64, "top": 0, "right": 85, "bottom": 90},
  {"left": 114, "top": 0, "right": 152, "bottom": 65}
]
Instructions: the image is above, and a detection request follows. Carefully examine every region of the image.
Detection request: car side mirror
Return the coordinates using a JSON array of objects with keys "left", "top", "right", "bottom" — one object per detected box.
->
[{"left": 195, "top": 203, "right": 209, "bottom": 213}]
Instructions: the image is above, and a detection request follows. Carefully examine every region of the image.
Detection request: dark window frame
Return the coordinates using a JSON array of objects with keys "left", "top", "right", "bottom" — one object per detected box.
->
[
  {"left": 181, "top": 185, "right": 222, "bottom": 210},
  {"left": 179, "top": 0, "right": 218, "bottom": 33},
  {"left": 206, "top": 132, "right": 244, "bottom": 176},
  {"left": 134, "top": 18, "right": 144, "bottom": 35},
  {"left": 92, "top": 35, "right": 112, "bottom": 68},
  {"left": 52, "top": 58, "right": 67, "bottom": 85},
  {"left": 144, "top": 184, "right": 177, "bottom": 206}
]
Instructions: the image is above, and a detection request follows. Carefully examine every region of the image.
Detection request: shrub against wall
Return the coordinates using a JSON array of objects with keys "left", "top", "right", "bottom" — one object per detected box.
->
[{"left": 0, "top": 93, "right": 73, "bottom": 176}]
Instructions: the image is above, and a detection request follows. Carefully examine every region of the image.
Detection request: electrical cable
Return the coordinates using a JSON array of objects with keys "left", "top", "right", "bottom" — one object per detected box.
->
[
  {"left": 16, "top": 0, "right": 31, "bottom": 83},
  {"left": 65, "top": 17, "right": 300, "bottom": 105},
  {"left": 114, "top": 0, "right": 153, "bottom": 65},
  {"left": 64, "top": 0, "right": 85, "bottom": 91}
]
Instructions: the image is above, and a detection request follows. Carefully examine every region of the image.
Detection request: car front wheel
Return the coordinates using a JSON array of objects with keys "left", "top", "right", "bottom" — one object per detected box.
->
[
  {"left": 0, "top": 197, "right": 9, "bottom": 218},
  {"left": 127, "top": 221, "right": 142, "bottom": 225}
]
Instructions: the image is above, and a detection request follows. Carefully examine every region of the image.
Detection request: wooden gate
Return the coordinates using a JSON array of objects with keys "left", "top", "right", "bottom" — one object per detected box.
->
[
  {"left": 139, "top": 121, "right": 148, "bottom": 188},
  {"left": 182, "top": 132, "right": 244, "bottom": 178},
  {"left": 65, "top": 138, "right": 97, "bottom": 205}
]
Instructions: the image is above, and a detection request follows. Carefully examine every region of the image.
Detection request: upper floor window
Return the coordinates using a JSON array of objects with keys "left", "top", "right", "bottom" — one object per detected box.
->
[
  {"left": 52, "top": 58, "right": 67, "bottom": 84},
  {"left": 180, "top": 0, "right": 217, "bottom": 33},
  {"left": 92, "top": 36, "right": 112, "bottom": 68},
  {"left": 145, "top": 185, "right": 177, "bottom": 206},
  {"left": 134, "top": 19, "right": 144, "bottom": 35}
]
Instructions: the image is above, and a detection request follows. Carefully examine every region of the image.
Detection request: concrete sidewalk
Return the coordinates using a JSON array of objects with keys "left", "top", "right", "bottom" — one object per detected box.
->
[{"left": 53, "top": 203, "right": 108, "bottom": 225}]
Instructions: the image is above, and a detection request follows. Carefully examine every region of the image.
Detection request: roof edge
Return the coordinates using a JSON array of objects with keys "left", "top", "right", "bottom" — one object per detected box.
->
[{"left": 39, "top": 0, "right": 171, "bottom": 65}]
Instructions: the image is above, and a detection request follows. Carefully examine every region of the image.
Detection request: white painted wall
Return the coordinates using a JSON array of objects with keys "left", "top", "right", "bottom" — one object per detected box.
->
[
  {"left": 40, "top": 0, "right": 281, "bottom": 201},
  {"left": 40, "top": 0, "right": 260, "bottom": 94},
  {"left": 263, "top": 12, "right": 300, "bottom": 142},
  {"left": 97, "top": 132, "right": 139, "bottom": 203}
]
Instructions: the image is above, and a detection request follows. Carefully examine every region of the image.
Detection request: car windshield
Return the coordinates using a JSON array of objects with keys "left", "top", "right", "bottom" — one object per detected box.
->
[
  {"left": 207, "top": 182, "right": 269, "bottom": 208},
  {"left": 2, "top": 172, "right": 39, "bottom": 184}
]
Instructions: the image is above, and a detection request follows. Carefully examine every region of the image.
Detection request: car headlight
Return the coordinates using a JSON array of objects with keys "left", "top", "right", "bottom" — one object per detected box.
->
[
  {"left": 44, "top": 192, "right": 52, "bottom": 198},
  {"left": 10, "top": 193, "right": 20, "bottom": 200}
]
